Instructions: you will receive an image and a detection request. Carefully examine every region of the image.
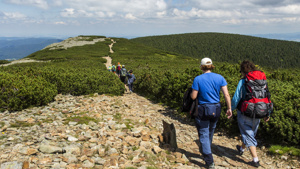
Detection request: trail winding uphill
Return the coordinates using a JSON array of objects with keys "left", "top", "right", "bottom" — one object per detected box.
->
[{"left": 0, "top": 38, "right": 298, "bottom": 169}]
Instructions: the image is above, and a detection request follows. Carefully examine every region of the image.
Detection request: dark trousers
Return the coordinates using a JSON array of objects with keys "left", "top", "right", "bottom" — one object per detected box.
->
[
  {"left": 120, "top": 76, "right": 126, "bottom": 83},
  {"left": 128, "top": 83, "right": 133, "bottom": 91}
]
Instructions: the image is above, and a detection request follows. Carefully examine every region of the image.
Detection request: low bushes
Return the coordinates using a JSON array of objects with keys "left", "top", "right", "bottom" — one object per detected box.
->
[{"left": 0, "top": 72, "right": 57, "bottom": 111}]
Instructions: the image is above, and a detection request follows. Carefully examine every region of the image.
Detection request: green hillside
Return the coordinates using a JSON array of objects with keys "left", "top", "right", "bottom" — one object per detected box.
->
[{"left": 131, "top": 32, "right": 300, "bottom": 69}]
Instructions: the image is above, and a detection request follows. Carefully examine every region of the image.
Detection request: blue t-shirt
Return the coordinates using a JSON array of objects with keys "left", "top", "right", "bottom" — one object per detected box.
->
[{"left": 192, "top": 72, "right": 227, "bottom": 104}]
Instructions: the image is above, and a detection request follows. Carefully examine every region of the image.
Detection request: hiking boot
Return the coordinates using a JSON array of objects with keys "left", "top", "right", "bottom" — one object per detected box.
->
[
  {"left": 248, "top": 161, "right": 260, "bottom": 167},
  {"left": 207, "top": 162, "right": 215, "bottom": 169},
  {"left": 236, "top": 145, "right": 244, "bottom": 155}
]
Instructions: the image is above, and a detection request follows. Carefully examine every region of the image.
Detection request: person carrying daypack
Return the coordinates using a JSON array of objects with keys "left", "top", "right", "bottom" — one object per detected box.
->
[
  {"left": 120, "top": 65, "right": 127, "bottom": 84},
  {"left": 190, "top": 58, "right": 232, "bottom": 169},
  {"left": 116, "top": 62, "right": 121, "bottom": 76},
  {"left": 127, "top": 70, "right": 136, "bottom": 93},
  {"left": 231, "top": 60, "right": 273, "bottom": 168},
  {"left": 181, "top": 87, "right": 198, "bottom": 119},
  {"left": 111, "top": 65, "right": 116, "bottom": 74}
]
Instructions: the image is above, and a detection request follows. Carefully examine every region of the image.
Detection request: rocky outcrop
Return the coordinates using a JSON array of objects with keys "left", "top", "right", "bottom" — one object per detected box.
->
[
  {"left": 44, "top": 37, "right": 105, "bottom": 50},
  {"left": 0, "top": 93, "right": 298, "bottom": 169}
]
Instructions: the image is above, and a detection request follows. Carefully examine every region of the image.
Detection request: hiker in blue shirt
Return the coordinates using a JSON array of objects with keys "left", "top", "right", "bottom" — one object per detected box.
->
[
  {"left": 191, "top": 58, "right": 232, "bottom": 169},
  {"left": 231, "top": 60, "right": 270, "bottom": 168},
  {"left": 127, "top": 70, "right": 136, "bottom": 93}
]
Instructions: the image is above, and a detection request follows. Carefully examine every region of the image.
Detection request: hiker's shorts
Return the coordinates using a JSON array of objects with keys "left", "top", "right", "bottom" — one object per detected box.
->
[{"left": 237, "top": 110, "right": 260, "bottom": 147}]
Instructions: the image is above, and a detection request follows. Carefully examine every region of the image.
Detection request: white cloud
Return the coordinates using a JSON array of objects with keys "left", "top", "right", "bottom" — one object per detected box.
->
[
  {"left": 54, "top": 21, "right": 66, "bottom": 25},
  {"left": 60, "top": 8, "right": 94, "bottom": 17},
  {"left": 124, "top": 13, "right": 137, "bottom": 20},
  {"left": 61, "top": 8, "right": 75, "bottom": 17},
  {"left": 172, "top": 8, "right": 241, "bottom": 19},
  {"left": 1, "top": 0, "right": 300, "bottom": 37},
  {"left": 156, "top": 11, "right": 166, "bottom": 18},
  {"left": 4, "top": 0, "right": 49, "bottom": 9},
  {"left": 3, "top": 12, "right": 27, "bottom": 20},
  {"left": 223, "top": 19, "right": 242, "bottom": 24},
  {"left": 273, "top": 4, "right": 300, "bottom": 14},
  {"left": 55, "top": 0, "right": 167, "bottom": 18}
]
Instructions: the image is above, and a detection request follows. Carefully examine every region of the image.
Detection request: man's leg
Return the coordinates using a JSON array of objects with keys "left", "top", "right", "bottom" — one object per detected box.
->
[{"left": 195, "top": 118, "right": 214, "bottom": 165}]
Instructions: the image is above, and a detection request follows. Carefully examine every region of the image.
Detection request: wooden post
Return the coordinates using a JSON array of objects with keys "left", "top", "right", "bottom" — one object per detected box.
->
[{"left": 162, "top": 120, "right": 178, "bottom": 149}]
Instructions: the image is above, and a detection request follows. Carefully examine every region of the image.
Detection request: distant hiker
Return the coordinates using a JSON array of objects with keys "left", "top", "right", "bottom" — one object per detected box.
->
[
  {"left": 120, "top": 65, "right": 127, "bottom": 84},
  {"left": 116, "top": 62, "right": 121, "bottom": 77},
  {"left": 127, "top": 70, "right": 136, "bottom": 93},
  {"left": 231, "top": 60, "right": 272, "bottom": 168},
  {"left": 111, "top": 65, "right": 116, "bottom": 74},
  {"left": 190, "top": 57, "right": 232, "bottom": 169},
  {"left": 108, "top": 66, "right": 112, "bottom": 72}
]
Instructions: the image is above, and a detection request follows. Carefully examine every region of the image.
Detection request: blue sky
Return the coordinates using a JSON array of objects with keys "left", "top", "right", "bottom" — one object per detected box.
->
[{"left": 1, "top": 0, "right": 300, "bottom": 38}]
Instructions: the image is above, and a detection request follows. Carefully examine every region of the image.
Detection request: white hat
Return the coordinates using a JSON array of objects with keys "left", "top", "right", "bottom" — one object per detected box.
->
[{"left": 201, "top": 57, "right": 213, "bottom": 66}]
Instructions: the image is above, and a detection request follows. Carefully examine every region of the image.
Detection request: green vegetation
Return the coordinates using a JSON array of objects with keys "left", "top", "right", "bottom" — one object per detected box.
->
[
  {"left": 131, "top": 32, "right": 300, "bottom": 69},
  {"left": 0, "top": 135, "right": 6, "bottom": 140},
  {"left": 111, "top": 37, "right": 299, "bottom": 146},
  {"left": 124, "top": 119, "right": 134, "bottom": 130},
  {"left": 10, "top": 121, "right": 35, "bottom": 128},
  {"left": 113, "top": 112, "right": 122, "bottom": 121},
  {"left": 63, "top": 115, "right": 99, "bottom": 125},
  {"left": 0, "top": 60, "right": 10, "bottom": 65},
  {"left": 269, "top": 145, "right": 300, "bottom": 156},
  {"left": 0, "top": 36, "right": 125, "bottom": 111},
  {"left": 0, "top": 122, "right": 5, "bottom": 127}
]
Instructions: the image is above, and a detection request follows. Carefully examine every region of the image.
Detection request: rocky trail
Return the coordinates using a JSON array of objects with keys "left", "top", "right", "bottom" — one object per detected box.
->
[{"left": 0, "top": 38, "right": 299, "bottom": 169}]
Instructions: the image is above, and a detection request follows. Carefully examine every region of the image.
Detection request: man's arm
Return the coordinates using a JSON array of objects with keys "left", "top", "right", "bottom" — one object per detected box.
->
[
  {"left": 221, "top": 85, "right": 232, "bottom": 119},
  {"left": 190, "top": 89, "right": 198, "bottom": 100}
]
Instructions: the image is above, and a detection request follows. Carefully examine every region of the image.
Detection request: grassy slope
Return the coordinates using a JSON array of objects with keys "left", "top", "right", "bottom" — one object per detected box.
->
[{"left": 131, "top": 32, "right": 300, "bottom": 70}]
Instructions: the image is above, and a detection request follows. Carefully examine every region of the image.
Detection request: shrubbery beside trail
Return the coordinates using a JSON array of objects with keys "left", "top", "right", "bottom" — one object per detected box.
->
[{"left": 0, "top": 36, "right": 125, "bottom": 111}]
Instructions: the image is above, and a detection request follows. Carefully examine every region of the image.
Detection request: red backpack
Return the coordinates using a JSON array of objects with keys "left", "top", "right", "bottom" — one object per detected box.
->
[{"left": 240, "top": 70, "right": 273, "bottom": 118}]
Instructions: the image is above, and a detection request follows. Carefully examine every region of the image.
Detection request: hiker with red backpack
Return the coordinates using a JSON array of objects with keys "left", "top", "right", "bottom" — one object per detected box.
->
[
  {"left": 190, "top": 58, "right": 232, "bottom": 169},
  {"left": 116, "top": 62, "right": 121, "bottom": 77},
  {"left": 231, "top": 60, "right": 273, "bottom": 168}
]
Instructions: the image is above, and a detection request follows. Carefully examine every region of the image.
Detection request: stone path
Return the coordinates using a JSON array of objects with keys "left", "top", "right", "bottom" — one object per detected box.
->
[{"left": 0, "top": 93, "right": 298, "bottom": 169}]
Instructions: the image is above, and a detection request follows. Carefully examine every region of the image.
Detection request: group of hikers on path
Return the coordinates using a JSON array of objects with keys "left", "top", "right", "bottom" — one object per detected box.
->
[
  {"left": 189, "top": 58, "right": 273, "bottom": 169},
  {"left": 107, "top": 58, "right": 273, "bottom": 169},
  {"left": 108, "top": 62, "right": 136, "bottom": 93}
]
